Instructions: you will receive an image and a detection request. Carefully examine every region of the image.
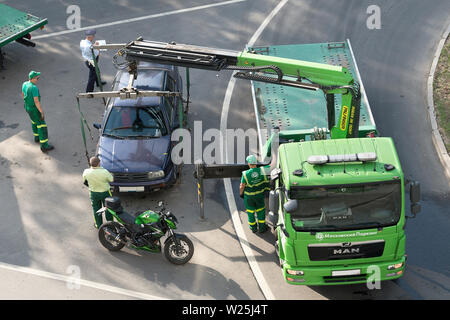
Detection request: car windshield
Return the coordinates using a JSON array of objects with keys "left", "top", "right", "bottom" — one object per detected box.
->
[
  {"left": 288, "top": 181, "right": 402, "bottom": 232},
  {"left": 103, "top": 106, "right": 168, "bottom": 138}
]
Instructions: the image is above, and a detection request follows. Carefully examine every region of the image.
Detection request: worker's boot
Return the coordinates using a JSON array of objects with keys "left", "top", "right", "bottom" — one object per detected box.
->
[
  {"left": 258, "top": 223, "right": 267, "bottom": 233},
  {"left": 41, "top": 144, "right": 54, "bottom": 152}
]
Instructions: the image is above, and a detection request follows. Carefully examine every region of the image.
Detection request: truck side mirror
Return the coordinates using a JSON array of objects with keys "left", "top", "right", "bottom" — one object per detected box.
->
[
  {"left": 411, "top": 203, "right": 421, "bottom": 216},
  {"left": 283, "top": 199, "right": 298, "bottom": 213},
  {"left": 93, "top": 123, "right": 102, "bottom": 130},
  {"left": 268, "top": 190, "right": 279, "bottom": 214},
  {"left": 409, "top": 181, "right": 421, "bottom": 217},
  {"left": 410, "top": 181, "right": 421, "bottom": 204}
]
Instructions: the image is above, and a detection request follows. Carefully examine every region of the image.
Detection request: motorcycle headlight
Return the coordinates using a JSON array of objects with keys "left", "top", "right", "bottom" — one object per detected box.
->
[{"left": 148, "top": 170, "right": 165, "bottom": 180}]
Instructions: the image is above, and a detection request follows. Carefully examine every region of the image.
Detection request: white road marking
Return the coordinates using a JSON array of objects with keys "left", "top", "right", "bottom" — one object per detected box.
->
[
  {"left": 0, "top": 261, "right": 168, "bottom": 300},
  {"left": 220, "top": 0, "right": 289, "bottom": 301},
  {"left": 33, "top": 0, "right": 248, "bottom": 40}
]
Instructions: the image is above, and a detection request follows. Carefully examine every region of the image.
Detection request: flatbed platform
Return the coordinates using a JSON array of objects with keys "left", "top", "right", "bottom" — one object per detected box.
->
[
  {"left": 0, "top": 4, "right": 47, "bottom": 48},
  {"left": 250, "top": 40, "right": 375, "bottom": 142}
]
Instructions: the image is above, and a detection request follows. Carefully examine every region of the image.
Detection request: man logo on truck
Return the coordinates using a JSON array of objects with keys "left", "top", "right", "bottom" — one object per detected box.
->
[{"left": 333, "top": 248, "right": 360, "bottom": 255}]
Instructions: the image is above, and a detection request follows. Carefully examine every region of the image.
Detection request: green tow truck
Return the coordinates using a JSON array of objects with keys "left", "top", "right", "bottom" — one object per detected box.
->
[
  {"left": 252, "top": 41, "right": 421, "bottom": 285},
  {"left": 0, "top": 4, "right": 48, "bottom": 67},
  {"left": 92, "top": 38, "right": 421, "bottom": 286}
]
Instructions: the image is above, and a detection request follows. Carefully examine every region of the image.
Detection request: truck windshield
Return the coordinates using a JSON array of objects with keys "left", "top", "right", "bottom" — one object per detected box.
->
[
  {"left": 288, "top": 181, "right": 402, "bottom": 232},
  {"left": 103, "top": 106, "right": 168, "bottom": 138}
]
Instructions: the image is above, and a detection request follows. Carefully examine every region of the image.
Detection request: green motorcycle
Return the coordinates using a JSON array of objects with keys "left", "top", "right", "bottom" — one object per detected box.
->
[{"left": 97, "top": 197, "right": 194, "bottom": 265}]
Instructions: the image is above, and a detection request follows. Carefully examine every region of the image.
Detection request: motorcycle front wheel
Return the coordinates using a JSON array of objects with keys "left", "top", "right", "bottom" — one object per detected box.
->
[
  {"left": 98, "top": 222, "right": 126, "bottom": 251},
  {"left": 163, "top": 235, "right": 194, "bottom": 265}
]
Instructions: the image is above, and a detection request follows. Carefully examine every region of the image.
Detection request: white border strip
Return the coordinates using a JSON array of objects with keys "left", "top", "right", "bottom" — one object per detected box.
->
[
  {"left": 32, "top": 0, "right": 248, "bottom": 40},
  {"left": 220, "top": 0, "right": 289, "bottom": 301},
  {"left": 346, "top": 38, "right": 376, "bottom": 127},
  {"left": 0, "top": 261, "right": 168, "bottom": 300},
  {"left": 427, "top": 23, "right": 450, "bottom": 179},
  {"left": 250, "top": 79, "right": 266, "bottom": 156}
]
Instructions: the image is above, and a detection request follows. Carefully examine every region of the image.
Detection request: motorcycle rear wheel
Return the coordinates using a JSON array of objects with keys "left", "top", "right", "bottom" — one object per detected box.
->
[
  {"left": 163, "top": 235, "right": 194, "bottom": 265},
  {"left": 98, "top": 222, "right": 126, "bottom": 251}
]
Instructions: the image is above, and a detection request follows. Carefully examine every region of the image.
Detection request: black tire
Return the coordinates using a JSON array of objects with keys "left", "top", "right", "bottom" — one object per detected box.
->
[
  {"left": 98, "top": 221, "right": 126, "bottom": 251},
  {"left": 163, "top": 235, "right": 194, "bottom": 265}
]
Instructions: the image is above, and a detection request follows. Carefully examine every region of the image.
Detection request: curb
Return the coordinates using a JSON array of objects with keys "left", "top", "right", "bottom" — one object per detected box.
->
[{"left": 427, "top": 22, "right": 450, "bottom": 179}]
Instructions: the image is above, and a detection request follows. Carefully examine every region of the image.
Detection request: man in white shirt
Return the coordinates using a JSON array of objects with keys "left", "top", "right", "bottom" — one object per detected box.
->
[{"left": 80, "top": 29, "right": 106, "bottom": 92}]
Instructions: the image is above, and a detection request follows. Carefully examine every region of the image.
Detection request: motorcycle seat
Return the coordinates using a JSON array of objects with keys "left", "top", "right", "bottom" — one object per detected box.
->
[{"left": 117, "top": 211, "right": 136, "bottom": 225}]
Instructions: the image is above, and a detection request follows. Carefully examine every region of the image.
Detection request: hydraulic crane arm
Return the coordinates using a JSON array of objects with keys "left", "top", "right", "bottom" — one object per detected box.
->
[{"left": 96, "top": 38, "right": 361, "bottom": 139}]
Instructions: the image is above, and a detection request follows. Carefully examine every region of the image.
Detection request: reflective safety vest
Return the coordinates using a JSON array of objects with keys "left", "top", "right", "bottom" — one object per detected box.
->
[{"left": 241, "top": 166, "right": 270, "bottom": 196}]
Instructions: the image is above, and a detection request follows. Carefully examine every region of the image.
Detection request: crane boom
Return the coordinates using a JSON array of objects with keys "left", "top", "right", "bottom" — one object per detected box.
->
[{"left": 96, "top": 38, "right": 361, "bottom": 139}]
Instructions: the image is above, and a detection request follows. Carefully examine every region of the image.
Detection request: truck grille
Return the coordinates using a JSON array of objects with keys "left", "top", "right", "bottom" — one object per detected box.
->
[
  {"left": 113, "top": 172, "right": 149, "bottom": 183},
  {"left": 308, "top": 240, "right": 385, "bottom": 261}
]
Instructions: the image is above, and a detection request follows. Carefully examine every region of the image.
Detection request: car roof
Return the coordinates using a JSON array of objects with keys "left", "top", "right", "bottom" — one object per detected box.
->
[{"left": 112, "top": 62, "right": 177, "bottom": 108}]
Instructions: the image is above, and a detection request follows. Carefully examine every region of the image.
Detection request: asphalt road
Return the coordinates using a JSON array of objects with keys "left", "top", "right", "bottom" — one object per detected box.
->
[{"left": 0, "top": 0, "right": 449, "bottom": 300}]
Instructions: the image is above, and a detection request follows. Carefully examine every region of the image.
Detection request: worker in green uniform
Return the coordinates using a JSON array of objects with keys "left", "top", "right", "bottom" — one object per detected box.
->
[
  {"left": 21, "top": 71, "right": 54, "bottom": 152},
  {"left": 240, "top": 155, "right": 270, "bottom": 233},
  {"left": 82, "top": 156, "right": 114, "bottom": 229}
]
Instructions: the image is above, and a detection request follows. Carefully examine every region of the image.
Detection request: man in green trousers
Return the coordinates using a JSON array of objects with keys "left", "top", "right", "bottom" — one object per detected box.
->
[
  {"left": 240, "top": 155, "right": 270, "bottom": 233},
  {"left": 82, "top": 156, "right": 114, "bottom": 229},
  {"left": 21, "top": 71, "right": 54, "bottom": 152}
]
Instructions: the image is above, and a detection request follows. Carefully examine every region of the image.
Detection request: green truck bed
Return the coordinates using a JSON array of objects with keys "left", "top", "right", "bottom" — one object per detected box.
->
[
  {"left": 0, "top": 4, "right": 47, "bottom": 47},
  {"left": 250, "top": 40, "right": 375, "bottom": 145}
]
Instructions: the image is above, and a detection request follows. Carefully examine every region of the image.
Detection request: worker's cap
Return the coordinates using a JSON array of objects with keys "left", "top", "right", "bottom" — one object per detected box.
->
[
  {"left": 28, "top": 70, "right": 41, "bottom": 79},
  {"left": 84, "top": 29, "right": 96, "bottom": 36},
  {"left": 246, "top": 155, "right": 257, "bottom": 165}
]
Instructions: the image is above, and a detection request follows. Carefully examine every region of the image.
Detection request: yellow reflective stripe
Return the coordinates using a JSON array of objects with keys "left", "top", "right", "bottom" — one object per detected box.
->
[
  {"left": 243, "top": 172, "right": 249, "bottom": 185},
  {"left": 33, "top": 133, "right": 39, "bottom": 136},
  {"left": 258, "top": 220, "right": 266, "bottom": 223},
  {"left": 248, "top": 221, "right": 257, "bottom": 225},
  {"left": 37, "top": 124, "right": 47, "bottom": 129},
  {"left": 247, "top": 180, "right": 269, "bottom": 188},
  {"left": 244, "top": 189, "right": 266, "bottom": 196},
  {"left": 255, "top": 207, "right": 265, "bottom": 212},
  {"left": 31, "top": 120, "right": 36, "bottom": 124},
  {"left": 246, "top": 209, "right": 255, "bottom": 213},
  {"left": 40, "top": 139, "right": 48, "bottom": 143}
]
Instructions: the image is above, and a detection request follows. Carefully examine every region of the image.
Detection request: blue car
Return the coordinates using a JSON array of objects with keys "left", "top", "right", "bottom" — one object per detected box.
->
[{"left": 95, "top": 62, "right": 184, "bottom": 192}]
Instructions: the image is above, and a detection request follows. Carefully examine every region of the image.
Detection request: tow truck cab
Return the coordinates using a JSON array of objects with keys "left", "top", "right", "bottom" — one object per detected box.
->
[{"left": 269, "top": 137, "right": 421, "bottom": 285}]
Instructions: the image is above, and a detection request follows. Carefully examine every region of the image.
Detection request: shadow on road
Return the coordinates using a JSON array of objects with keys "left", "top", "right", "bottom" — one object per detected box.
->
[{"left": 104, "top": 248, "right": 251, "bottom": 300}]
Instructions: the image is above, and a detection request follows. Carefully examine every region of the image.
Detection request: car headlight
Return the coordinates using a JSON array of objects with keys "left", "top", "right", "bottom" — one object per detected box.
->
[
  {"left": 286, "top": 269, "right": 304, "bottom": 276},
  {"left": 148, "top": 170, "right": 165, "bottom": 180}
]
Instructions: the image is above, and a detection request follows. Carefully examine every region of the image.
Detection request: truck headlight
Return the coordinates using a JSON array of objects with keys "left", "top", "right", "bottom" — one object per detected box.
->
[
  {"left": 387, "top": 263, "right": 403, "bottom": 270},
  {"left": 148, "top": 170, "right": 165, "bottom": 180},
  {"left": 286, "top": 269, "right": 304, "bottom": 276}
]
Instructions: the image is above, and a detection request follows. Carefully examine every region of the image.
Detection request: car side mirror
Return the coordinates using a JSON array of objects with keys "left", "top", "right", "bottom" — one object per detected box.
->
[
  {"left": 283, "top": 199, "right": 298, "bottom": 213},
  {"left": 93, "top": 123, "right": 102, "bottom": 130}
]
